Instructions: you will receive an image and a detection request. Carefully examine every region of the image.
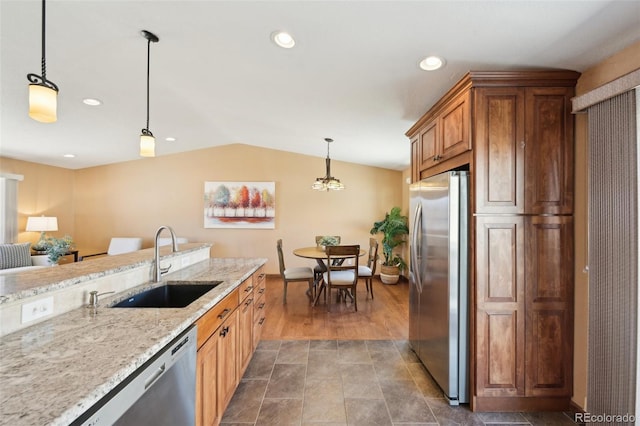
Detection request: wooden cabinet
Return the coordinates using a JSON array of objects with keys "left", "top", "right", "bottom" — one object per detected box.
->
[
  {"left": 474, "top": 216, "right": 525, "bottom": 398},
  {"left": 252, "top": 267, "right": 267, "bottom": 349},
  {"left": 195, "top": 289, "right": 238, "bottom": 426},
  {"left": 217, "top": 309, "right": 239, "bottom": 414},
  {"left": 409, "top": 91, "right": 471, "bottom": 178},
  {"left": 238, "top": 278, "right": 254, "bottom": 377},
  {"left": 195, "top": 266, "right": 266, "bottom": 426},
  {"left": 475, "top": 86, "right": 574, "bottom": 215},
  {"left": 407, "top": 71, "right": 579, "bottom": 412},
  {"left": 524, "top": 216, "right": 574, "bottom": 398},
  {"left": 196, "top": 329, "right": 219, "bottom": 426}
]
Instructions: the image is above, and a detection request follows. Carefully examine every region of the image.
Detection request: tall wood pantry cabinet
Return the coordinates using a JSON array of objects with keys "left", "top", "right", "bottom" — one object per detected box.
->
[{"left": 406, "top": 71, "right": 580, "bottom": 412}]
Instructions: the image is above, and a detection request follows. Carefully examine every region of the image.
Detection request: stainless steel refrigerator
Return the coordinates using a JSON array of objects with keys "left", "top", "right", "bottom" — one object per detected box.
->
[{"left": 409, "top": 170, "right": 469, "bottom": 405}]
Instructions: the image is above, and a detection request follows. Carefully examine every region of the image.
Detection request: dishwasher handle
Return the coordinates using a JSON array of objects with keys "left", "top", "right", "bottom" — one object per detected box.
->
[{"left": 144, "top": 363, "right": 166, "bottom": 390}]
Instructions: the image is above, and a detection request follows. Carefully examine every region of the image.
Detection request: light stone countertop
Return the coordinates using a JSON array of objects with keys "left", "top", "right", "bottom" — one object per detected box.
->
[
  {"left": 0, "top": 256, "right": 267, "bottom": 426},
  {"left": 0, "top": 243, "right": 211, "bottom": 304}
]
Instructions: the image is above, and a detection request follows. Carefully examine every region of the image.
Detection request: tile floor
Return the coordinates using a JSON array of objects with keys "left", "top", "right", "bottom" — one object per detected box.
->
[{"left": 220, "top": 339, "right": 580, "bottom": 426}]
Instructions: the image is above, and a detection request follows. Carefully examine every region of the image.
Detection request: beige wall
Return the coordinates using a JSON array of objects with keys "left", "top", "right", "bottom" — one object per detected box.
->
[
  {"left": 572, "top": 40, "right": 640, "bottom": 410},
  {"left": 2, "top": 144, "right": 403, "bottom": 274},
  {"left": 0, "top": 158, "right": 76, "bottom": 246}
]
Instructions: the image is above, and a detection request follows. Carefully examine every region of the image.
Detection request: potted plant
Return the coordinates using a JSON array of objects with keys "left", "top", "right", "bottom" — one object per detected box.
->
[
  {"left": 317, "top": 235, "right": 339, "bottom": 251},
  {"left": 370, "top": 207, "right": 409, "bottom": 284},
  {"left": 41, "top": 235, "right": 75, "bottom": 265}
]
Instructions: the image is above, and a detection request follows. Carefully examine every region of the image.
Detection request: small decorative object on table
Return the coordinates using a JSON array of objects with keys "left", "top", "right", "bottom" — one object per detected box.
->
[
  {"left": 317, "top": 235, "right": 339, "bottom": 251},
  {"left": 37, "top": 235, "right": 75, "bottom": 265}
]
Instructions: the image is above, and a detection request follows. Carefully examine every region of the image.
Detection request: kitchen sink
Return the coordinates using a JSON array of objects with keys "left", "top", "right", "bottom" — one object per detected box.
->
[{"left": 111, "top": 281, "right": 222, "bottom": 308}]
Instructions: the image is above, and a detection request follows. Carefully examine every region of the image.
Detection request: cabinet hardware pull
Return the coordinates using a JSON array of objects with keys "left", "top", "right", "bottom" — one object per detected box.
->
[
  {"left": 521, "top": 140, "right": 526, "bottom": 149},
  {"left": 258, "top": 318, "right": 265, "bottom": 325},
  {"left": 217, "top": 308, "right": 230, "bottom": 319},
  {"left": 258, "top": 288, "right": 265, "bottom": 295},
  {"left": 220, "top": 326, "right": 230, "bottom": 337},
  {"left": 258, "top": 302, "right": 265, "bottom": 309},
  {"left": 245, "top": 298, "right": 253, "bottom": 307},
  {"left": 244, "top": 285, "right": 253, "bottom": 292},
  {"left": 259, "top": 273, "right": 265, "bottom": 279}
]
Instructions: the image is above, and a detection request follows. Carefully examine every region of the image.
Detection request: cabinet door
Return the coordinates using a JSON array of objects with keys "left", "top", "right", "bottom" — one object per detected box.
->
[
  {"left": 217, "top": 309, "right": 239, "bottom": 415},
  {"left": 524, "top": 87, "right": 574, "bottom": 214},
  {"left": 440, "top": 91, "right": 470, "bottom": 160},
  {"left": 196, "top": 335, "right": 219, "bottom": 426},
  {"left": 419, "top": 120, "right": 439, "bottom": 170},
  {"left": 524, "top": 216, "right": 573, "bottom": 396},
  {"left": 238, "top": 293, "right": 254, "bottom": 378},
  {"left": 475, "top": 216, "right": 525, "bottom": 397},
  {"left": 474, "top": 87, "right": 525, "bottom": 214}
]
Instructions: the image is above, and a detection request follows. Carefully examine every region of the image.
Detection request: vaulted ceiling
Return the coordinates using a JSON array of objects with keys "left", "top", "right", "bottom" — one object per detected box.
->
[{"left": 1, "top": 0, "right": 639, "bottom": 170}]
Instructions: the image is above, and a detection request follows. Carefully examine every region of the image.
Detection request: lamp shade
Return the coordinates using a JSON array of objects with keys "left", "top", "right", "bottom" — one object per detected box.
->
[
  {"left": 26, "top": 216, "right": 58, "bottom": 232},
  {"left": 29, "top": 84, "right": 58, "bottom": 123},
  {"left": 140, "top": 134, "right": 155, "bottom": 157}
]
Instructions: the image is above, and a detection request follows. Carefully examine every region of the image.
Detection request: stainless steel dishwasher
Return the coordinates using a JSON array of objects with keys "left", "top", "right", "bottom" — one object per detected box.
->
[{"left": 73, "top": 325, "right": 197, "bottom": 426}]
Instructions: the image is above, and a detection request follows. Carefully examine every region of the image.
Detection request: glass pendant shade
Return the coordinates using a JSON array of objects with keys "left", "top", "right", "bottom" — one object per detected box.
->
[
  {"left": 140, "top": 133, "right": 155, "bottom": 157},
  {"left": 29, "top": 83, "right": 57, "bottom": 123}
]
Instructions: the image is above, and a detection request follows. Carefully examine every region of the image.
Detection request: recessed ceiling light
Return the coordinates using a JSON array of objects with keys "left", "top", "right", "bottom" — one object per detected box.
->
[
  {"left": 165, "top": 137, "right": 176, "bottom": 142},
  {"left": 63, "top": 154, "right": 75, "bottom": 158},
  {"left": 271, "top": 31, "right": 295, "bottom": 49},
  {"left": 419, "top": 56, "right": 445, "bottom": 71},
  {"left": 82, "top": 98, "right": 102, "bottom": 106}
]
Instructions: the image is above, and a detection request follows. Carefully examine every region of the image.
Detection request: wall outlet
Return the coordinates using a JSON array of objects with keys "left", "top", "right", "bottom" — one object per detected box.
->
[
  {"left": 21, "top": 296, "right": 54, "bottom": 324},
  {"left": 181, "top": 256, "right": 189, "bottom": 268}
]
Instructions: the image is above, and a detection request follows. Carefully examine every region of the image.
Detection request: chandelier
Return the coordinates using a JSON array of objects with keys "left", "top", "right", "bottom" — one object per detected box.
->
[{"left": 312, "top": 138, "right": 345, "bottom": 191}]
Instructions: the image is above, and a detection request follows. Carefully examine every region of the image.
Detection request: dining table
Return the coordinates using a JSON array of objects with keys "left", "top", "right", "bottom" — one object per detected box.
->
[{"left": 293, "top": 246, "right": 365, "bottom": 306}]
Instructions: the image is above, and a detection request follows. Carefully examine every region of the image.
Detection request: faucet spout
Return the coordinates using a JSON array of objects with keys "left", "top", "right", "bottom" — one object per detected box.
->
[{"left": 153, "top": 225, "right": 179, "bottom": 282}]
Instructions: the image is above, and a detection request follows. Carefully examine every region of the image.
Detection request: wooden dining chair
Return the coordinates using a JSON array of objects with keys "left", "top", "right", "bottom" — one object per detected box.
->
[
  {"left": 277, "top": 239, "right": 315, "bottom": 304},
  {"left": 358, "top": 238, "right": 379, "bottom": 299},
  {"left": 313, "top": 235, "right": 341, "bottom": 282},
  {"left": 323, "top": 244, "right": 360, "bottom": 312}
]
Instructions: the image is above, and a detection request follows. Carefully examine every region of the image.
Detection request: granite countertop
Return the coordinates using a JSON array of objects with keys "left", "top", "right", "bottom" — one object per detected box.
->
[
  {"left": 0, "top": 243, "right": 210, "bottom": 304},
  {"left": 0, "top": 256, "right": 267, "bottom": 426}
]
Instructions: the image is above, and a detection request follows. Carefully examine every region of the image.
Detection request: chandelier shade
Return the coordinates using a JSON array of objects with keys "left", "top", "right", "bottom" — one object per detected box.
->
[
  {"left": 27, "top": 0, "right": 58, "bottom": 123},
  {"left": 312, "top": 138, "right": 345, "bottom": 191}
]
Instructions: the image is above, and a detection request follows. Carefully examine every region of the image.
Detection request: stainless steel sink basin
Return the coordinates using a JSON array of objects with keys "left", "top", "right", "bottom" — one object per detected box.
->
[{"left": 111, "top": 281, "right": 222, "bottom": 308}]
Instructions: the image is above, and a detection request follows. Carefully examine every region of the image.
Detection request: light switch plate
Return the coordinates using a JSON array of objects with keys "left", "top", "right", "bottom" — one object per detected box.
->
[{"left": 21, "top": 296, "right": 54, "bottom": 324}]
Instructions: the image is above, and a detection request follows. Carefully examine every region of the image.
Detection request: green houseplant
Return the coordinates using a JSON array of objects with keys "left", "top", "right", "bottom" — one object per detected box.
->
[
  {"left": 370, "top": 206, "right": 409, "bottom": 284},
  {"left": 41, "top": 235, "right": 74, "bottom": 264},
  {"left": 317, "top": 235, "right": 339, "bottom": 251}
]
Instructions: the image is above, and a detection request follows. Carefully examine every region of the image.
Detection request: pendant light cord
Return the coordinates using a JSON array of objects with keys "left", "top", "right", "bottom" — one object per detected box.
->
[
  {"left": 40, "top": 0, "right": 47, "bottom": 80},
  {"left": 145, "top": 36, "right": 151, "bottom": 131}
]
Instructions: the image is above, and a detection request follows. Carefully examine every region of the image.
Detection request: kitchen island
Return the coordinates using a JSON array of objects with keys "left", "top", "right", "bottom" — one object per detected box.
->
[{"left": 0, "top": 252, "right": 266, "bottom": 426}]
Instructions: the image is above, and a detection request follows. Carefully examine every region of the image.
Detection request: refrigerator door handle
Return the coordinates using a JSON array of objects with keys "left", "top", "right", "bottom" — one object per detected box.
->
[{"left": 411, "top": 202, "right": 422, "bottom": 292}]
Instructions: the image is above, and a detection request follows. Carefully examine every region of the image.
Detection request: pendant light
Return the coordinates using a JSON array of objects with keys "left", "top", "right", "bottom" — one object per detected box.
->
[
  {"left": 140, "top": 30, "right": 159, "bottom": 157},
  {"left": 311, "top": 138, "right": 345, "bottom": 191},
  {"left": 27, "top": 0, "right": 58, "bottom": 123}
]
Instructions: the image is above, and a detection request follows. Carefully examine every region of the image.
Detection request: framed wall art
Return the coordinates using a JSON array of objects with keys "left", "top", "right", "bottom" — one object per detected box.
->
[{"left": 204, "top": 181, "right": 275, "bottom": 229}]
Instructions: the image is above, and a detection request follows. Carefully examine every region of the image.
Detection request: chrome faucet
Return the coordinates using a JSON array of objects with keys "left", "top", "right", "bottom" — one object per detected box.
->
[{"left": 153, "top": 225, "right": 179, "bottom": 282}]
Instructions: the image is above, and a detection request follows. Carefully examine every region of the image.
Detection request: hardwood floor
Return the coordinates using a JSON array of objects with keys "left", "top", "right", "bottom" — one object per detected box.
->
[{"left": 261, "top": 275, "right": 409, "bottom": 340}]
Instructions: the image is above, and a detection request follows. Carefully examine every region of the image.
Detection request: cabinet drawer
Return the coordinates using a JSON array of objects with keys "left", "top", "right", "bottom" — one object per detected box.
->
[
  {"left": 239, "top": 277, "right": 254, "bottom": 302},
  {"left": 195, "top": 288, "right": 239, "bottom": 349},
  {"left": 254, "top": 291, "right": 266, "bottom": 317},
  {"left": 253, "top": 266, "right": 266, "bottom": 289}
]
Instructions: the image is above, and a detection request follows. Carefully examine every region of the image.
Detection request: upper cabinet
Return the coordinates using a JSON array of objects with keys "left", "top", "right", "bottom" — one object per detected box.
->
[
  {"left": 407, "top": 71, "right": 579, "bottom": 211},
  {"left": 475, "top": 86, "right": 575, "bottom": 214},
  {"left": 408, "top": 80, "right": 473, "bottom": 180}
]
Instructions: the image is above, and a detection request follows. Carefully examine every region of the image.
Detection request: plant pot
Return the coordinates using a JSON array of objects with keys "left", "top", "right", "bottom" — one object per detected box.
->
[{"left": 379, "top": 265, "right": 400, "bottom": 285}]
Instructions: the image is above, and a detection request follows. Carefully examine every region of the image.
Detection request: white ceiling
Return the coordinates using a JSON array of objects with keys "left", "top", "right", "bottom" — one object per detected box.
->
[{"left": 1, "top": 0, "right": 639, "bottom": 171}]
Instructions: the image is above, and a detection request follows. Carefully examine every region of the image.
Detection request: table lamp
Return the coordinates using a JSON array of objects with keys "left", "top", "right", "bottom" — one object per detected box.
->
[{"left": 26, "top": 216, "right": 58, "bottom": 251}]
